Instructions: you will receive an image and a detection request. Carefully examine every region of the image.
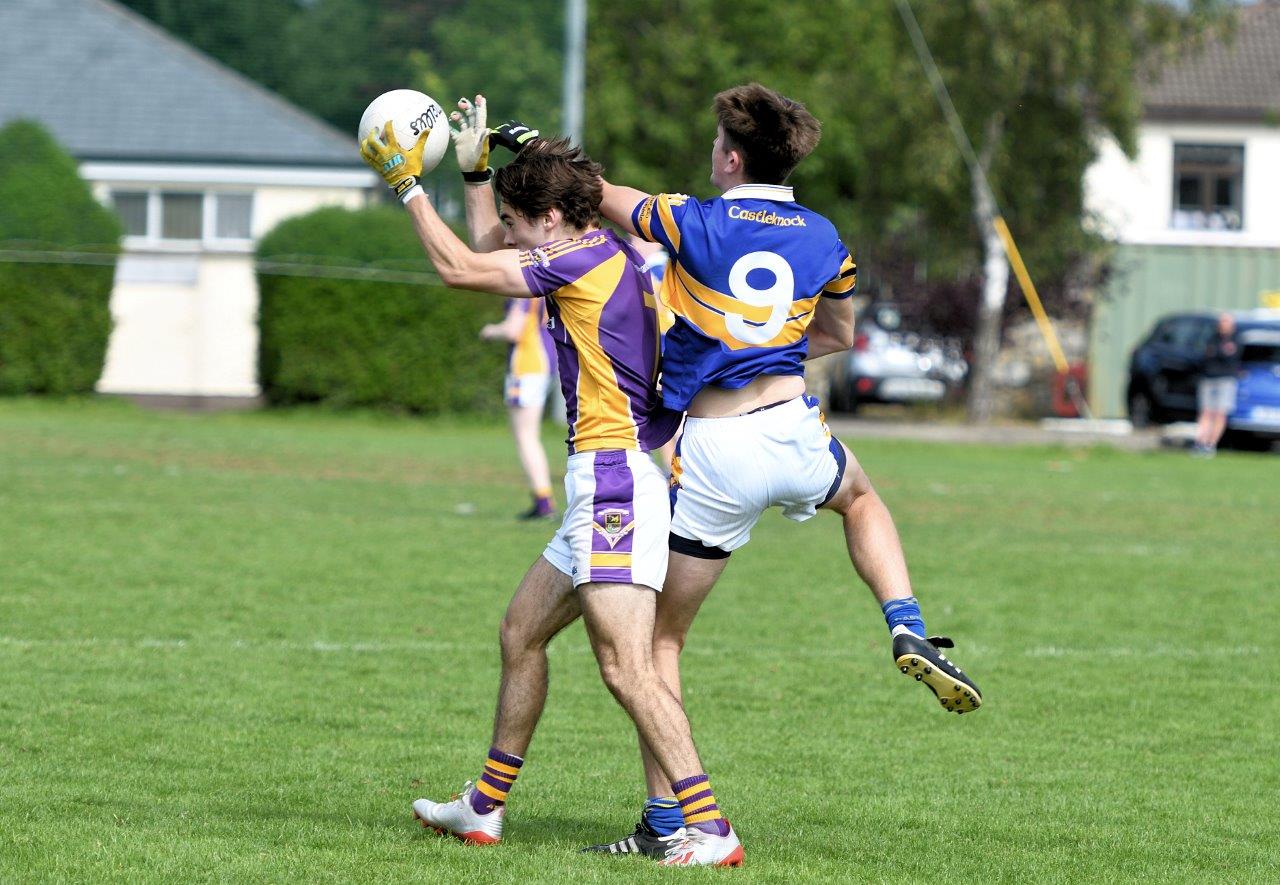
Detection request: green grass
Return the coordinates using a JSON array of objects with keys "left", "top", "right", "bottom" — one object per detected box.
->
[{"left": 1, "top": 398, "right": 1277, "bottom": 883}]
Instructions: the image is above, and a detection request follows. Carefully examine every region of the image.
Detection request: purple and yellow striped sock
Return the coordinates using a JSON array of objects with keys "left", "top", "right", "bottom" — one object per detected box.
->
[
  {"left": 470, "top": 747, "right": 523, "bottom": 815},
  {"left": 672, "top": 774, "right": 723, "bottom": 827}
]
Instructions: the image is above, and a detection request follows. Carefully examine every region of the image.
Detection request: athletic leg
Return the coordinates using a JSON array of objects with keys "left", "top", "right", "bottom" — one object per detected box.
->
[
  {"left": 578, "top": 581, "right": 706, "bottom": 783},
  {"left": 578, "top": 579, "right": 742, "bottom": 866},
  {"left": 822, "top": 439, "right": 981, "bottom": 712},
  {"left": 492, "top": 555, "right": 581, "bottom": 754},
  {"left": 412, "top": 555, "right": 580, "bottom": 842},
  {"left": 640, "top": 551, "right": 729, "bottom": 798},
  {"left": 509, "top": 402, "right": 555, "bottom": 516},
  {"left": 820, "top": 441, "right": 913, "bottom": 604}
]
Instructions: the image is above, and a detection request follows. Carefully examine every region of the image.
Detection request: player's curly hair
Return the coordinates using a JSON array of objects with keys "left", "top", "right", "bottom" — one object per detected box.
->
[
  {"left": 714, "top": 83, "right": 821, "bottom": 184},
  {"left": 494, "top": 137, "right": 603, "bottom": 231}
]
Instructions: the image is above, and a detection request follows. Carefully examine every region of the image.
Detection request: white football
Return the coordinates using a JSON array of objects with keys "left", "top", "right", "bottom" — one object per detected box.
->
[{"left": 358, "top": 90, "right": 450, "bottom": 175}]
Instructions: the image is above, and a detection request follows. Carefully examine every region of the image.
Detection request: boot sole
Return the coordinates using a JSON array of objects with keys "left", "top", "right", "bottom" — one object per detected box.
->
[{"left": 897, "top": 653, "right": 982, "bottom": 713}]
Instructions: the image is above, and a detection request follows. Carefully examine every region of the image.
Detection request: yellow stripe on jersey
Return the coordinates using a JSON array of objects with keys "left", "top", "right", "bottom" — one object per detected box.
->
[
  {"left": 655, "top": 196, "right": 682, "bottom": 252},
  {"left": 635, "top": 194, "right": 687, "bottom": 251},
  {"left": 672, "top": 263, "right": 774, "bottom": 324},
  {"left": 823, "top": 254, "right": 858, "bottom": 296},
  {"left": 665, "top": 263, "right": 820, "bottom": 352},
  {"left": 519, "top": 235, "right": 608, "bottom": 267},
  {"left": 551, "top": 251, "right": 640, "bottom": 452}
]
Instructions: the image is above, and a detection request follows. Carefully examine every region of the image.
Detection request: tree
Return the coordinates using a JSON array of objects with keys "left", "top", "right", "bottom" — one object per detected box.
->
[
  {"left": 0, "top": 121, "right": 121, "bottom": 394},
  {"left": 117, "top": 0, "right": 461, "bottom": 132},
  {"left": 588, "top": 0, "right": 1229, "bottom": 420},
  {"left": 889, "top": 0, "right": 1230, "bottom": 422},
  {"left": 408, "top": 0, "right": 564, "bottom": 136}
]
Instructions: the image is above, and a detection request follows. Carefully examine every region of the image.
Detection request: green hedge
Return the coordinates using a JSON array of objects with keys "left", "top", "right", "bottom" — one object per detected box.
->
[
  {"left": 256, "top": 205, "right": 508, "bottom": 414},
  {"left": 0, "top": 120, "right": 120, "bottom": 394}
]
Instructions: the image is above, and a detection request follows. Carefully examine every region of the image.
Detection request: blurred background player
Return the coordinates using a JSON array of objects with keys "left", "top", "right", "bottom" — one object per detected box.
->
[
  {"left": 480, "top": 297, "right": 558, "bottom": 518},
  {"left": 585, "top": 83, "right": 983, "bottom": 855},
  {"left": 360, "top": 96, "right": 744, "bottom": 867},
  {"left": 628, "top": 233, "right": 679, "bottom": 474}
]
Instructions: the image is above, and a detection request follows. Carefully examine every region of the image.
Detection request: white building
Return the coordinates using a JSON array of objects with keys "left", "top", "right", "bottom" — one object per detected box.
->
[
  {"left": 1084, "top": 1, "right": 1280, "bottom": 417},
  {"left": 0, "top": 0, "right": 376, "bottom": 402}
]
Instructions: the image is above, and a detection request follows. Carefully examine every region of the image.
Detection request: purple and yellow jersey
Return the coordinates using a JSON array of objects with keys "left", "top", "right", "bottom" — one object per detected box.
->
[
  {"left": 504, "top": 297, "right": 555, "bottom": 376},
  {"left": 631, "top": 183, "right": 857, "bottom": 411},
  {"left": 519, "top": 230, "right": 681, "bottom": 455},
  {"left": 642, "top": 251, "right": 677, "bottom": 338}
]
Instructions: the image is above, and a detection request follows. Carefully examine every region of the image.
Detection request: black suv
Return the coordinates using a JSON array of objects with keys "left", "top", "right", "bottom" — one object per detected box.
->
[{"left": 1126, "top": 310, "right": 1280, "bottom": 428}]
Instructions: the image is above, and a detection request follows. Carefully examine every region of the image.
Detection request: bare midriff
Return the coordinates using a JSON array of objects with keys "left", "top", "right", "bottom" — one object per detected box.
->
[{"left": 686, "top": 374, "right": 806, "bottom": 418}]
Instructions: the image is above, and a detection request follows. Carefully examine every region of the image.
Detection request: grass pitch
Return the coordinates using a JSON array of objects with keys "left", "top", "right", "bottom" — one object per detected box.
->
[{"left": 1, "top": 398, "right": 1277, "bottom": 883}]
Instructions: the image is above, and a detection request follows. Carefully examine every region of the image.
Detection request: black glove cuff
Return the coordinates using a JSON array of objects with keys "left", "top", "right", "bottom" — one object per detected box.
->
[
  {"left": 462, "top": 169, "right": 494, "bottom": 183},
  {"left": 392, "top": 176, "right": 420, "bottom": 198}
]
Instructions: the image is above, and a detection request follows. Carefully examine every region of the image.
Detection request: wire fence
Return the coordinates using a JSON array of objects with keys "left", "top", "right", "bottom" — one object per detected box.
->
[{"left": 0, "top": 242, "right": 444, "bottom": 286}]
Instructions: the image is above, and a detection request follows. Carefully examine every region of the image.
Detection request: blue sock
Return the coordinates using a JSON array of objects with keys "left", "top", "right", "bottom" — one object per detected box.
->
[
  {"left": 642, "top": 796, "right": 684, "bottom": 836},
  {"left": 882, "top": 596, "right": 925, "bottom": 638}
]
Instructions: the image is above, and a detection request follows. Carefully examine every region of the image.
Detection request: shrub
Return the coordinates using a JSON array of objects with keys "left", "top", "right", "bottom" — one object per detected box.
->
[
  {"left": 0, "top": 120, "right": 120, "bottom": 394},
  {"left": 256, "top": 205, "right": 508, "bottom": 414}
]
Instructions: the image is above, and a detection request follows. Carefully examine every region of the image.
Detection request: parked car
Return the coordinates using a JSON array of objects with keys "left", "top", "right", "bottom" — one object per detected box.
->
[
  {"left": 827, "top": 303, "right": 966, "bottom": 413},
  {"left": 1126, "top": 309, "right": 1280, "bottom": 444}
]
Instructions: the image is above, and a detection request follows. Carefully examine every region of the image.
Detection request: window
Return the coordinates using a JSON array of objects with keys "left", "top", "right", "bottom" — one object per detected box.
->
[
  {"left": 161, "top": 193, "right": 203, "bottom": 240},
  {"left": 1171, "top": 144, "right": 1243, "bottom": 231},
  {"left": 111, "top": 191, "right": 148, "bottom": 236},
  {"left": 214, "top": 193, "right": 253, "bottom": 240},
  {"left": 107, "top": 189, "right": 255, "bottom": 245}
]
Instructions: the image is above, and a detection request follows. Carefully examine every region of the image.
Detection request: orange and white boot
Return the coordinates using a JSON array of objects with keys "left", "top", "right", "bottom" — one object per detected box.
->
[
  {"left": 658, "top": 820, "right": 744, "bottom": 867},
  {"left": 412, "top": 781, "right": 504, "bottom": 845}
]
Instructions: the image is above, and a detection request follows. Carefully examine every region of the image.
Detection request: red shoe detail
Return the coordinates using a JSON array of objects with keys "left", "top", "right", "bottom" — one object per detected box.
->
[
  {"left": 458, "top": 830, "right": 501, "bottom": 845},
  {"left": 718, "top": 845, "right": 745, "bottom": 867},
  {"left": 413, "top": 810, "right": 501, "bottom": 845}
]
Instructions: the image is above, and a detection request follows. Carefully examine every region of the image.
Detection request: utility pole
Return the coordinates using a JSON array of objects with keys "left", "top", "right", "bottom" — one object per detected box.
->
[{"left": 562, "top": 0, "right": 586, "bottom": 146}]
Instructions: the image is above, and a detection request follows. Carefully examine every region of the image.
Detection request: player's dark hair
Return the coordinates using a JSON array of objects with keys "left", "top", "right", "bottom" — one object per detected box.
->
[
  {"left": 713, "top": 83, "right": 821, "bottom": 184},
  {"left": 494, "top": 137, "right": 603, "bottom": 231}
]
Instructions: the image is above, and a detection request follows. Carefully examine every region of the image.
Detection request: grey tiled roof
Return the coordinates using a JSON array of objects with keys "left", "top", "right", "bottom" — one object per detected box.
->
[
  {"left": 1144, "top": 1, "right": 1280, "bottom": 120},
  {"left": 0, "top": 0, "right": 360, "bottom": 166}
]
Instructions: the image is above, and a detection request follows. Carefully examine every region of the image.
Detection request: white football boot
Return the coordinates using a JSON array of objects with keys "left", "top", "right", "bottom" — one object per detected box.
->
[
  {"left": 658, "top": 821, "right": 744, "bottom": 867},
  {"left": 411, "top": 781, "right": 504, "bottom": 845}
]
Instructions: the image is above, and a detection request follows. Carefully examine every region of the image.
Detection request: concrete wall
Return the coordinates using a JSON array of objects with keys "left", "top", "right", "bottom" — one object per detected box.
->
[{"left": 89, "top": 167, "right": 372, "bottom": 397}]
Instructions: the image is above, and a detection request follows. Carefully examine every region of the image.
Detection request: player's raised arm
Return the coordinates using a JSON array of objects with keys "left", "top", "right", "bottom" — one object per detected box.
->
[
  {"left": 450, "top": 95, "right": 505, "bottom": 253},
  {"left": 360, "top": 121, "right": 532, "bottom": 298},
  {"left": 599, "top": 180, "right": 651, "bottom": 237},
  {"left": 451, "top": 97, "right": 543, "bottom": 255}
]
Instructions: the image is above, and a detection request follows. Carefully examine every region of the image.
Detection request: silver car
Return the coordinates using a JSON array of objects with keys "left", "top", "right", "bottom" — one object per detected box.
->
[{"left": 828, "top": 304, "right": 965, "bottom": 413}]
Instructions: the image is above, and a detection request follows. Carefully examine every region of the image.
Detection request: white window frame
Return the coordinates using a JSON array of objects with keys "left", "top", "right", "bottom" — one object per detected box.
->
[{"left": 107, "top": 187, "right": 256, "bottom": 253}]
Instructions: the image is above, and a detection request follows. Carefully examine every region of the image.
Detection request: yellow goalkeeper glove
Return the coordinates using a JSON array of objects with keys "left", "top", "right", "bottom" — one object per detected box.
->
[{"left": 359, "top": 120, "right": 429, "bottom": 204}]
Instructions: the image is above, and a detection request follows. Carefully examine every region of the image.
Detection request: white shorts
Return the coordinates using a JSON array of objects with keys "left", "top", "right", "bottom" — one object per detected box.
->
[
  {"left": 1198, "top": 377, "right": 1238, "bottom": 413},
  {"left": 670, "top": 395, "right": 846, "bottom": 553},
  {"left": 505, "top": 373, "right": 550, "bottom": 409},
  {"left": 542, "top": 449, "right": 670, "bottom": 591}
]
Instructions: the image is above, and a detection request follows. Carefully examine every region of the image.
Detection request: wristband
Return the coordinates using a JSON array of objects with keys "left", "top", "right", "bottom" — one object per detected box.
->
[
  {"left": 399, "top": 183, "right": 425, "bottom": 204},
  {"left": 462, "top": 169, "right": 494, "bottom": 183}
]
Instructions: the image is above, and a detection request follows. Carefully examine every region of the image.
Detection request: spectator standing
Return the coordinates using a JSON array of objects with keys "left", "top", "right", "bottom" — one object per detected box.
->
[{"left": 1194, "top": 312, "right": 1241, "bottom": 457}]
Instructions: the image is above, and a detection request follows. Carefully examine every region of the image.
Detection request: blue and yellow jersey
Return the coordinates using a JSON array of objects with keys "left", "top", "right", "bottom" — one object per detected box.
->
[
  {"left": 631, "top": 183, "right": 857, "bottom": 411},
  {"left": 504, "top": 297, "right": 555, "bottom": 376},
  {"left": 519, "top": 230, "right": 681, "bottom": 455}
]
